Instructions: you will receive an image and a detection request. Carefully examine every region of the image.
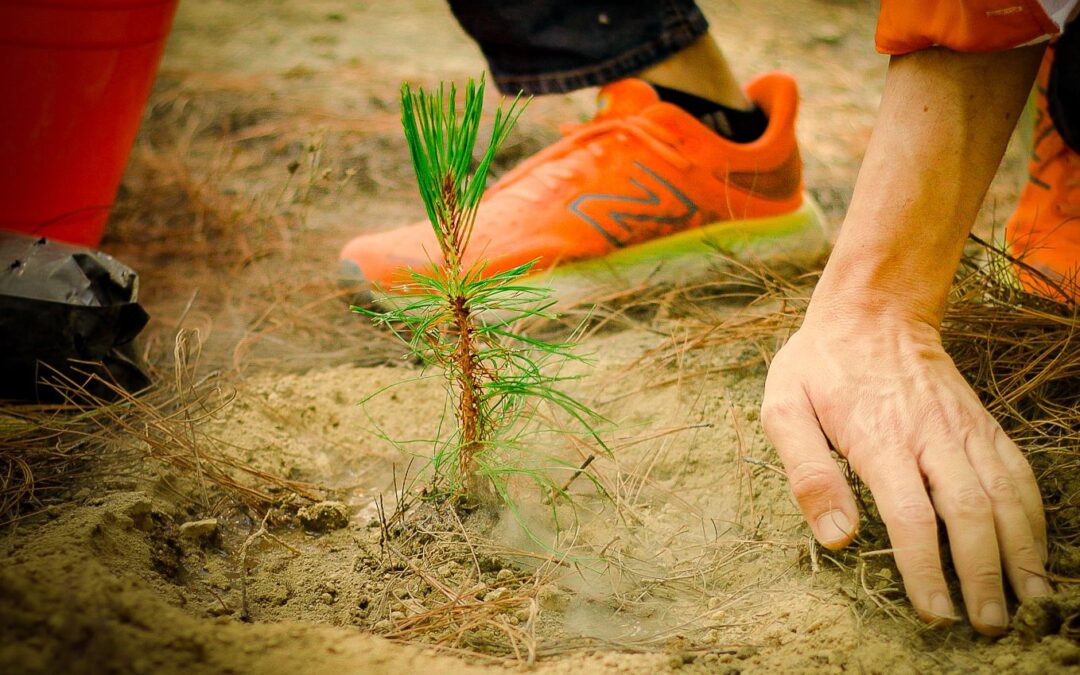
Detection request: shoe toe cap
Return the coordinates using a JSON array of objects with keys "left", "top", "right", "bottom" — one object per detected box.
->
[{"left": 338, "top": 258, "right": 376, "bottom": 307}]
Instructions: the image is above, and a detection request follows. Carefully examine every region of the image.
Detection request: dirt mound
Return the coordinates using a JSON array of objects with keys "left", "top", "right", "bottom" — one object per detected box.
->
[
  {"left": 7, "top": 332, "right": 1080, "bottom": 673},
  {"left": 0, "top": 492, "right": 488, "bottom": 675}
]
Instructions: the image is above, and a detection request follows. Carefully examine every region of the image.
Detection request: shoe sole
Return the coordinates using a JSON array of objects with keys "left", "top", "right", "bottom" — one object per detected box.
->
[
  {"left": 530, "top": 194, "right": 829, "bottom": 308},
  {"left": 343, "top": 193, "right": 830, "bottom": 313}
]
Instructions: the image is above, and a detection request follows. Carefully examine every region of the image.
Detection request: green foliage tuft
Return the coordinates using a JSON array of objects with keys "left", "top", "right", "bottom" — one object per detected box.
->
[
  {"left": 354, "top": 76, "right": 608, "bottom": 510},
  {"left": 400, "top": 76, "right": 523, "bottom": 270}
]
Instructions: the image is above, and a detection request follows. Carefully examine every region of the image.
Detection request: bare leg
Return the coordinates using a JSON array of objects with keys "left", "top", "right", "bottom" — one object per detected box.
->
[{"left": 637, "top": 34, "right": 752, "bottom": 109}]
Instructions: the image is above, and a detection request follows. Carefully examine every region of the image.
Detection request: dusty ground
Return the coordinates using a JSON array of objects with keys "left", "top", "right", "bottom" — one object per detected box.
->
[{"left": 3, "top": 0, "right": 1078, "bottom": 673}]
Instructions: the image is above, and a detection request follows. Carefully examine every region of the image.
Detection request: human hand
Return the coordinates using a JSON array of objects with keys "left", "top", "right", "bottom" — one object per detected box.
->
[{"left": 761, "top": 305, "right": 1051, "bottom": 635}]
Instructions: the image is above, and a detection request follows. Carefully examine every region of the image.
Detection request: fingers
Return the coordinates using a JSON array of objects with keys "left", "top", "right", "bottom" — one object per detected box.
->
[
  {"left": 858, "top": 453, "right": 956, "bottom": 625},
  {"left": 993, "top": 428, "right": 1048, "bottom": 564},
  {"left": 919, "top": 427, "right": 1051, "bottom": 636},
  {"left": 971, "top": 432, "right": 1051, "bottom": 599},
  {"left": 920, "top": 447, "right": 1008, "bottom": 635},
  {"left": 761, "top": 390, "right": 859, "bottom": 549}
]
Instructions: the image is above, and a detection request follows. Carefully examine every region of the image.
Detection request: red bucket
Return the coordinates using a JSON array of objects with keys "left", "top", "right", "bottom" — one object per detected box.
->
[{"left": 0, "top": 0, "right": 178, "bottom": 248}]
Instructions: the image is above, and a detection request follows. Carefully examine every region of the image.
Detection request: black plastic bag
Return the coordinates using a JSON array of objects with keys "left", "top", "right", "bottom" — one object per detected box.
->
[{"left": 0, "top": 232, "right": 150, "bottom": 402}]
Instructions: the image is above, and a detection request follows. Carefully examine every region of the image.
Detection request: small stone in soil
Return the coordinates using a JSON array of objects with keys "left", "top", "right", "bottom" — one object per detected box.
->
[
  {"left": 298, "top": 501, "right": 350, "bottom": 533},
  {"left": 537, "top": 585, "right": 570, "bottom": 612},
  {"left": 179, "top": 518, "right": 220, "bottom": 545},
  {"left": 483, "top": 587, "right": 509, "bottom": 603}
]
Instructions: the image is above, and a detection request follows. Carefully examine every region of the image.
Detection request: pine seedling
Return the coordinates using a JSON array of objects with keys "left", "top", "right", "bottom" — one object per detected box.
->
[{"left": 354, "top": 77, "right": 607, "bottom": 509}]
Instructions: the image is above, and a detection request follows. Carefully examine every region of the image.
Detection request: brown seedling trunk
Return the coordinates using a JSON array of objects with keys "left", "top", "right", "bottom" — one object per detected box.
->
[
  {"left": 439, "top": 176, "right": 494, "bottom": 506},
  {"left": 450, "top": 292, "right": 494, "bottom": 505}
]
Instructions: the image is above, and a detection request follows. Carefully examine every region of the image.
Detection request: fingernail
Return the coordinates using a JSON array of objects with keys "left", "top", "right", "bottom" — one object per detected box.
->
[
  {"left": 815, "top": 510, "right": 852, "bottom": 546},
  {"left": 980, "top": 601, "right": 1007, "bottom": 629},
  {"left": 929, "top": 592, "right": 953, "bottom": 619},
  {"left": 1025, "top": 576, "right": 1052, "bottom": 598}
]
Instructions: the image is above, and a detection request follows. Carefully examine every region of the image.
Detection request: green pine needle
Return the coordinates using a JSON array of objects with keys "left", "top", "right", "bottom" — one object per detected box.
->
[
  {"left": 355, "top": 75, "right": 608, "bottom": 512},
  {"left": 400, "top": 76, "right": 524, "bottom": 267}
]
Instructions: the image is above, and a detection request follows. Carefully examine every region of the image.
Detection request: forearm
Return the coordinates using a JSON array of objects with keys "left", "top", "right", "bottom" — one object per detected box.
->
[{"left": 811, "top": 46, "right": 1045, "bottom": 328}]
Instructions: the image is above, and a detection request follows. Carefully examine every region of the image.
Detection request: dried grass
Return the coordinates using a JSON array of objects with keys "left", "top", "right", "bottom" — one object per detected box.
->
[
  {"left": 106, "top": 73, "right": 405, "bottom": 379},
  {"left": 352, "top": 481, "right": 753, "bottom": 664},
  {"left": 520, "top": 238, "right": 1079, "bottom": 630},
  {"left": 591, "top": 240, "right": 1079, "bottom": 490},
  {"left": 946, "top": 241, "right": 1080, "bottom": 562},
  {"left": 0, "top": 332, "right": 322, "bottom": 528},
  {"left": 0, "top": 407, "right": 99, "bottom": 528}
]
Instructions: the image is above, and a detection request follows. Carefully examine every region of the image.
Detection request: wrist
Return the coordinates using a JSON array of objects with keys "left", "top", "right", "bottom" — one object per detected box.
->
[{"left": 806, "top": 243, "right": 951, "bottom": 330}]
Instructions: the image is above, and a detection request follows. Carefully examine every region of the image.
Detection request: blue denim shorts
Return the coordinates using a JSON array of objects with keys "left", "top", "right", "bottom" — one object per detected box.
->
[{"left": 448, "top": 0, "right": 710, "bottom": 95}]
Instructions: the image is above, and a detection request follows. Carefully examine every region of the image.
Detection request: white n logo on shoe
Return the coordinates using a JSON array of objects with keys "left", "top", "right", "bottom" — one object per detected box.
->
[{"left": 568, "top": 162, "right": 698, "bottom": 247}]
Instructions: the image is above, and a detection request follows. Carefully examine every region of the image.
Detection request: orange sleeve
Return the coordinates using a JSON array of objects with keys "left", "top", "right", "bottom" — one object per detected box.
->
[{"left": 876, "top": 0, "right": 1059, "bottom": 55}]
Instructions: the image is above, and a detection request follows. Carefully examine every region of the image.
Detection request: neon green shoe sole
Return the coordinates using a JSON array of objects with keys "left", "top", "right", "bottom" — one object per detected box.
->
[
  {"left": 525, "top": 193, "right": 830, "bottom": 309},
  {"left": 351, "top": 193, "right": 830, "bottom": 313}
]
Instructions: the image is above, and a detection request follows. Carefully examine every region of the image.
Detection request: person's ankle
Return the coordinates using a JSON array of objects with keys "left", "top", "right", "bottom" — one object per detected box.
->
[
  {"left": 636, "top": 34, "right": 752, "bottom": 110},
  {"left": 648, "top": 83, "right": 768, "bottom": 143}
]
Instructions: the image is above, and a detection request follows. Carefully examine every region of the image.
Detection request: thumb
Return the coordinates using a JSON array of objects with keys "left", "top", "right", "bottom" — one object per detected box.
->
[{"left": 761, "top": 390, "right": 859, "bottom": 549}]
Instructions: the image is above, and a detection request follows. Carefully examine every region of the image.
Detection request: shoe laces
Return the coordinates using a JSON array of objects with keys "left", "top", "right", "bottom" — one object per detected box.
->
[{"left": 498, "top": 116, "right": 690, "bottom": 203}]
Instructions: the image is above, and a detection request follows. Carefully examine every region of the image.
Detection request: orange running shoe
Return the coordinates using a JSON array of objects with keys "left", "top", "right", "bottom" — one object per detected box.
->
[
  {"left": 340, "top": 73, "right": 827, "bottom": 306},
  {"left": 1007, "top": 51, "right": 1080, "bottom": 302}
]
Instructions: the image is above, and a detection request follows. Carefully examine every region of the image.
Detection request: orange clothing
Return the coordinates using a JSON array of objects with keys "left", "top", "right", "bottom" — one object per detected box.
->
[
  {"left": 1007, "top": 50, "right": 1080, "bottom": 301},
  {"left": 876, "top": 1, "right": 1061, "bottom": 54}
]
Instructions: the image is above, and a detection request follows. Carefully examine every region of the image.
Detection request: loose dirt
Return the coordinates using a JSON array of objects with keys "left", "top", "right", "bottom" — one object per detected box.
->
[{"left": 3, "top": 1, "right": 1076, "bottom": 673}]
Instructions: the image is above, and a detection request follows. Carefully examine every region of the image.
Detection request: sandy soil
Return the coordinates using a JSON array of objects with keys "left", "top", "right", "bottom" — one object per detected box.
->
[{"left": 3, "top": 1, "right": 1077, "bottom": 673}]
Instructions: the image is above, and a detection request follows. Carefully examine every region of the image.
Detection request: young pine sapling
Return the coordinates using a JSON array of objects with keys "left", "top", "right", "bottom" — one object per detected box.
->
[{"left": 355, "top": 77, "right": 606, "bottom": 509}]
